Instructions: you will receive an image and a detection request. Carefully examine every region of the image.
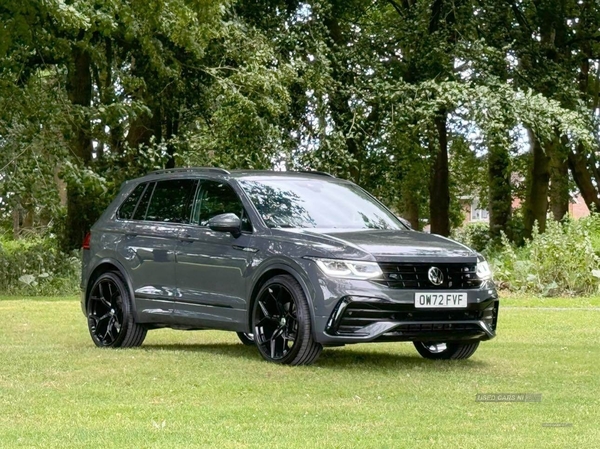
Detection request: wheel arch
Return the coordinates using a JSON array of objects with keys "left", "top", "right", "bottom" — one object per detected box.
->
[
  {"left": 247, "top": 262, "right": 317, "bottom": 336},
  {"left": 85, "top": 258, "right": 137, "bottom": 315}
]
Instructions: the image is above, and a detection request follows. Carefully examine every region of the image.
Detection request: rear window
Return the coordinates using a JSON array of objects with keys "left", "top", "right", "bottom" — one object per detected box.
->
[
  {"left": 144, "top": 179, "right": 197, "bottom": 223},
  {"left": 116, "top": 183, "right": 146, "bottom": 220}
]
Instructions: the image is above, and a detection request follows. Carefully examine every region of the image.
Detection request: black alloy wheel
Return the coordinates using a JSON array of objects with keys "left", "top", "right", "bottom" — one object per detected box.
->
[
  {"left": 252, "top": 275, "right": 322, "bottom": 365},
  {"left": 87, "top": 271, "right": 147, "bottom": 348},
  {"left": 413, "top": 341, "right": 480, "bottom": 360}
]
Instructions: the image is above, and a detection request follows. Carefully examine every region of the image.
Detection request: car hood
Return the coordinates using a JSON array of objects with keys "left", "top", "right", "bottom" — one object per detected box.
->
[{"left": 287, "top": 228, "right": 476, "bottom": 261}]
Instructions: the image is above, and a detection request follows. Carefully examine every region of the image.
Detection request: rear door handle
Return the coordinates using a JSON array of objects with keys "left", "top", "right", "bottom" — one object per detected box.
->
[
  {"left": 124, "top": 226, "right": 137, "bottom": 238},
  {"left": 232, "top": 245, "right": 259, "bottom": 253}
]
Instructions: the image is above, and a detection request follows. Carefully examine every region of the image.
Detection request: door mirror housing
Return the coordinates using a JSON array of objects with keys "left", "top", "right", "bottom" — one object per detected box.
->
[{"left": 207, "top": 213, "right": 242, "bottom": 237}]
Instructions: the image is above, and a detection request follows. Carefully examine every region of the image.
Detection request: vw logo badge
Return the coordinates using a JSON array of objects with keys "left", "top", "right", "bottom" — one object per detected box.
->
[{"left": 428, "top": 266, "right": 444, "bottom": 286}]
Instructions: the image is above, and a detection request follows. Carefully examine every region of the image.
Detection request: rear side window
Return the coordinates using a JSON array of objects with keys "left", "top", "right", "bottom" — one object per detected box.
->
[
  {"left": 132, "top": 182, "right": 154, "bottom": 220},
  {"left": 145, "top": 179, "right": 197, "bottom": 223},
  {"left": 117, "top": 183, "right": 146, "bottom": 220}
]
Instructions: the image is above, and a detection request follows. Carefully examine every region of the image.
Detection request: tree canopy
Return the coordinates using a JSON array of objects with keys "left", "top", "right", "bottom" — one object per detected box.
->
[{"left": 1, "top": 0, "right": 600, "bottom": 248}]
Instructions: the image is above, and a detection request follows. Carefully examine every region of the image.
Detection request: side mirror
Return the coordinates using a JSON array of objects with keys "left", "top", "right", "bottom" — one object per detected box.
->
[
  {"left": 207, "top": 213, "right": 242, "bottom": 237},
  {"left": 399, "top": 217, "right": 413, "bottom": 230}
]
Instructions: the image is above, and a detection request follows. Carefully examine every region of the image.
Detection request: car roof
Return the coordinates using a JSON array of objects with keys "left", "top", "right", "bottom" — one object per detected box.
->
[{"left": 132, "top": 168, "right": 347, "bottom": 183}]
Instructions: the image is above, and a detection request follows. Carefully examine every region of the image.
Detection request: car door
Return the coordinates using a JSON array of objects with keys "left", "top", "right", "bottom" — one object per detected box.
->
[
  {"left": 174, "top": 179, "right": 256, "bottom": 330},
  {"left": 116, "top": 178, "right": 197, "bottom": 324}
]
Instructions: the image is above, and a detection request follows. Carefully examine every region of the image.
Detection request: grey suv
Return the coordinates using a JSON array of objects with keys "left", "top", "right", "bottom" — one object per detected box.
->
[{"left": 81, "top": 168, "right": 498, "bottom": 365}]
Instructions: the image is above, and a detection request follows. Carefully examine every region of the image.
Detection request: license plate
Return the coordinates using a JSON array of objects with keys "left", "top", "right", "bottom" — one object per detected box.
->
[{"left": 414, "top": 292, "right": 468, "bottom": 308}]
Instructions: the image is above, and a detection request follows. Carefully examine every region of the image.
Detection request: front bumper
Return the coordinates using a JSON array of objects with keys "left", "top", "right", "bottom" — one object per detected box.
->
[
  {"left": 322, "top": 295, "right": 498, "bottom": 343},
  {"left": 303, "top": 260, "right": 499, "bottom": 345}
]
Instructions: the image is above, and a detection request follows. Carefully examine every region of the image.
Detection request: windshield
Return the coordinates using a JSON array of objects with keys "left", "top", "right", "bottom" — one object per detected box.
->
[{"left": 238, "top": 177, "right": 405, "bottom": 230}]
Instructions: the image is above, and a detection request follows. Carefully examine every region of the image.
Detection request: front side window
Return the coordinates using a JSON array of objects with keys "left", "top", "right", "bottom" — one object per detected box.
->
[
  {"left": 239, "top": 177, "right": 405, "bottom": 230},
  {"left": 144, "top": 179, "right": 197, "bottom": 223},
  {"left": 117, "top": 183, "right": 146, "bottom": 220},
  {"left": 193, "top": 180, "right": 252, "bottom": 232}
]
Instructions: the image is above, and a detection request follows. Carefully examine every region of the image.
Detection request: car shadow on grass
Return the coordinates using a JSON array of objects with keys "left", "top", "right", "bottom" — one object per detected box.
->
[
  {"left": 139, "top": 342, "right": 488, "bottom": 370},
  {"left": 141, "top": 343, "right": 259, "bottom": 361},
  {"left": 317, "top": 347, "right": 488, "bottom": 370}
]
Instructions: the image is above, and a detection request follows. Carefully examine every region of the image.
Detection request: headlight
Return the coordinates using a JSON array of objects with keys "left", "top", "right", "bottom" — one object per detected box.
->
[
  {"left": 308, "top": 258, "right": 383, "bottom": 280},
  {"left": 476, "top": 257, "right": 492, "bottom": 280}
]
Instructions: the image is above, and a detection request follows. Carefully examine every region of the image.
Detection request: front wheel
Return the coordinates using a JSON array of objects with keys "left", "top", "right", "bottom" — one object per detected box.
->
[
  {"left": 413, "top": 341, "right": 479, "bottom": 360},
  {"left": 252, "top": 275, "right": 322, "bottom": 365}
]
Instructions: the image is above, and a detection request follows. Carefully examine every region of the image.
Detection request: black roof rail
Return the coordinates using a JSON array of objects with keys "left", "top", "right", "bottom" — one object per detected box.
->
[
  {"left": 148, "top": 167, "right": 230, "bottom": 176},
  {"left": 295, "top": 170, "right": 335, "bottom": 178}
]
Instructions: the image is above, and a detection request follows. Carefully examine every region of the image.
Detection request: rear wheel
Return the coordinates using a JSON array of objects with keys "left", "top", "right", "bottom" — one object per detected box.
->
[
  {"left": 413, "top": 341, "right": 479, "bottom": 360},
  {"left": 252, "top": 275, "right": 322, "bottom": 365},
  {"left": 236, "top": 332, "right": 255, "bottom": 346},
  {"left": 87, "top": 271, "right": 147, "bottom": 348}
]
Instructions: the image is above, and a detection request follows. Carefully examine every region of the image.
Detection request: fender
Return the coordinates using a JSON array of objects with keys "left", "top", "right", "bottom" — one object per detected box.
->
[
  {"left": 85, "top": 257, "right": 139, "bottom": 317},
  {"left": 247, "top": 257, "right": 318, "bottom": 339}
]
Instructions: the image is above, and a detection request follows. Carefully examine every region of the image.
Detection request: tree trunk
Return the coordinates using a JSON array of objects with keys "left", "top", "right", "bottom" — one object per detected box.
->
[
  {"left": 66, "top": 46, "right": 93, "bottom": 163},
  {"left": 401, "top": 177, "right": 421, "bottom": 230},
  {"left": 54, "top": 165, "right": 67, "bottom": 207},
  {"left": 568, "top": 144, "right": 600, "bottom": 212},
  {"left": 64, "top": 44, "right": 93, "bottom": 250},
  {"left": 165, "top": 110, "right": 179, "bottom": 169},
  {"left": 127, "top": 105, "right": 161, "bottom": 150},
  {"left": 567, "top": 7, "right": 600, "bottom": 213},
  {"left": 548, "top": 138, "right": 569, "bottom": 221},
  {"left": 523, "top": 130, "right": 550, "bottom": 239},
  {"left": 487, "top": 141, "right": 512, "bottom": 239},
  {"left": 429, "top": 113, "right": 450, "bottom": 236},
  {"left": 323, "top": 15, "right": 361, "bottom": 183},
  {"left": 12, "top": 207, "right": 20, "bottom": 240},
  {"left": 22, "top": 209, "right": 34, "bottom": 229}
]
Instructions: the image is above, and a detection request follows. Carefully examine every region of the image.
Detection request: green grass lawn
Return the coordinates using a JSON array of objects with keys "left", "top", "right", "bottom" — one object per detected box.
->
[{"left": 0, "top": 297, "right": 598, "bottom": 448}]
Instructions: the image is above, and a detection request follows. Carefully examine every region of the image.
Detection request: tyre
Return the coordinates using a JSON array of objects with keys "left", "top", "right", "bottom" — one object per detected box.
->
[
  {"left": 236, "top": 332, "right": 255, "bottom": 346},
  {"left": 86, "top": 271, "right": 147, "bottom": 348},
  {"left": 413, "top": 341, "right": 480, "bottom": 360},
  {"left": 252, "top": 275, "right": 322, "bottom": 365}
]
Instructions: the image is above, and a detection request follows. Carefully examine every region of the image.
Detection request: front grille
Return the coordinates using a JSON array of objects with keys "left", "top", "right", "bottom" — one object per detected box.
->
[
  {"left": 330, "top": 300, "right": 498, "bottom": 336},
  {"left": 375, "top": 262, "right": 482, "bottom": 289}
]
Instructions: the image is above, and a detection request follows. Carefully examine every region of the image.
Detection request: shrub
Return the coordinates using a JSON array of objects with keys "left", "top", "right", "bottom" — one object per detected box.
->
[
  {"left": 489, "top": 216, "right": 600, "bottom": 296},
  {"left": 451, "top": 222, "right": 491, "bottom": 253},
  {"left": 0, "top": 237, "right": 80, "bottom": 296}
]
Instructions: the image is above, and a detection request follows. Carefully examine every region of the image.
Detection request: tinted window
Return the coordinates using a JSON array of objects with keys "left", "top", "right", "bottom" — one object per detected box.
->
[
  {"left": 194, "top": 181, "right": 252, "bottom": 232},
  {"left": 117, "top": 183, "right": 146, "bottom": 220},
  {"left": 132, "top": 182, "right": 155, "bottom": 220},
  {"left": 145, "top": 180, "right": 197, "bottom": 223},
  {"left": 239, "top": 178, "right": 404, "bottom": 230}
]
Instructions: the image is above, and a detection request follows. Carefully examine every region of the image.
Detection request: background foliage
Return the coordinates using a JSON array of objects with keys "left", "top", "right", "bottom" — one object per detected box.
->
[
  {"left": 2, "top": 0, "right": 600, "bottom": 295},
  {"left": 452, "top": 216, "right": 600, "bottom": 296},
  {"left": 0, "top": 238, "right": 80, "bottom": 296}
]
